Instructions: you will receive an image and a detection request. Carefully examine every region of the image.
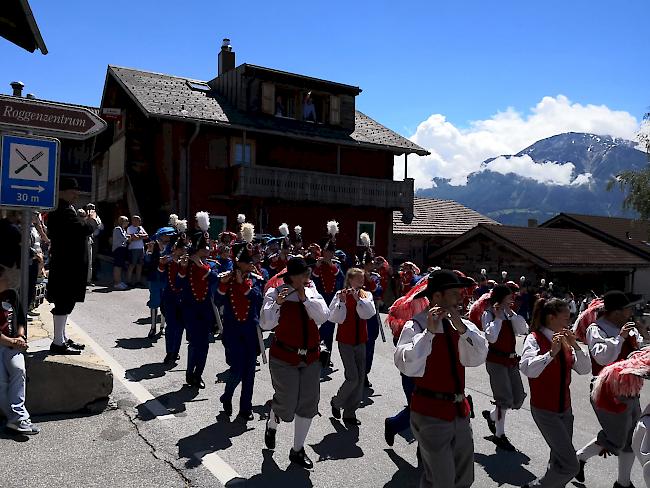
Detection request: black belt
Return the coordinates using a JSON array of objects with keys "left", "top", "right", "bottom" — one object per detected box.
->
[
  {"left": 414, "top": 386, "right": 465, "bottom": 403},
  {"left": 488, "top": 348, "right": 519, "bottom": 359},
  {"left": 274, "top": 339, "right": 318, "bottom": 357}
]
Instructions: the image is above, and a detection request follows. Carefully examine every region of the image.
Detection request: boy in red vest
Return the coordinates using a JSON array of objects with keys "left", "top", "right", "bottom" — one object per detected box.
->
[
  {"left": 575, "top": 290, "right": 643, "bottom": 488},
  {"left": 260, "top": 257, "right": 330, "bottom": 469},
  {"left": 394, "top": 269, "right": 488, "bottom": 488}
]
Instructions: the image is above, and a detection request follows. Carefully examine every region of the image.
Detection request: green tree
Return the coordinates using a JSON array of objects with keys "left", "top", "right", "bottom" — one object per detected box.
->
[{"left": 607, "top": 110, "right": 650, "bottom": 218}]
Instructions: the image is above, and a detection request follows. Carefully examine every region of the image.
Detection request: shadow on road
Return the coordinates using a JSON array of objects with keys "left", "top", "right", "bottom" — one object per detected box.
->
[
  {"left": 136, "top": 385, "right": 201, "bottom": 421},
  {"left": 177, "top": 420, "right": 253, "bottom": 469},
  {"left": 383, "top": 448, "right": 420, "bottom": 488},
  {"left": 474, "top": 442, "right": 536, "bottom": 487},
  {"left": 309, "top": 417, "right": 363, "bottom": 462},
  {"left": 225, "top": 449, "right": 313, "bottom": 487},
  {"left": 115, "top": 335, "right": 160, "bottom": 350},
  {"left": 126, "top": 361, "right": 172, "bottom": 382}
]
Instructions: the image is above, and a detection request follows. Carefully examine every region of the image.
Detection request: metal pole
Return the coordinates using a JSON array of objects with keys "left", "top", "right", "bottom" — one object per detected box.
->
[{"left": 20, "top": 208, "right": 31, "bottom": 331}]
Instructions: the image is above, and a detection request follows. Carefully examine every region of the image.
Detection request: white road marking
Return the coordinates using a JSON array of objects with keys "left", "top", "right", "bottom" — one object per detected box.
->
[{"left": 67, "top": 317, "right": 243, "bottom": 484}]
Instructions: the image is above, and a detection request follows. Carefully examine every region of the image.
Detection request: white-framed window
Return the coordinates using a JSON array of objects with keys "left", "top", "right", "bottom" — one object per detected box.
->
[
  {"left": 209, "top": 215, "right": 227, "bottom": 240},
  {"left": 357, "top": 221, "right": 376, "bottom": 246}
]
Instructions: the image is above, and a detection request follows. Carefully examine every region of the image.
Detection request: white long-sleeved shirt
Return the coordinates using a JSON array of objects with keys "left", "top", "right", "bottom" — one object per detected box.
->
[
  {"left": 519, "top": 327, "right": 591, "bottom": 378},
  {"left": 328, "top": 290, "right": 376, "bottom": 323},
  {"left": 260, "top": 283, "right": 330, "bottom": 331},
  {"left": 586, "top": 317, "right": 642, "bottom": 368},
  {"left": 481, "top": 307, "right": 529, "bottom": 344},
  {"left": 394, "top": 310, "right": 488, "bottom": 378}
]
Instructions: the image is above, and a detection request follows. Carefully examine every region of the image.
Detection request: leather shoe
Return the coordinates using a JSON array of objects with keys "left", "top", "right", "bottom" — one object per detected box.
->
[
  {"left": 236, "top": 411, "right": 254, "bottom": 422},
  {"left": 196, "top": 377, "right": 206, "bottom": 389},
  {"left": 482, "top": 410, "right": 496, "bottom": 435},
  {"left": 493, "top": 435, "right": 516, "bottom": 451},
  {"left": 330, "top": 400, "right": 341, "bottom": 419},
  {"left": 343, "top": 416, "right": 361, "bottom": 426},
  {"left": 265, "top": 417, "right": 277, "bottom": 450},
  {"left": 50, "top": 343, "right": 81, "bottom": 355},
  {"left": 186, "top": 374, "right": 197, "bottom": 387},
  {"left": 384, "top": 418, "right": 395, "bottom": 446},
  {"left": 220, "top": 397, "right": 233, "bottom": 415},
  {"left": 66, "top": 339, "right": 85, "bottom": 350},
  {"left": 575, "top": 460, "right": 585, "bottom": 483},
  {"left": 289, "top": 447, "right": 313, "bottom": 469}
]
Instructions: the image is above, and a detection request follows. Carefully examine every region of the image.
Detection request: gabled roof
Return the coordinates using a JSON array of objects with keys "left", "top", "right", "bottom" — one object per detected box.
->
[
  {"left": 430, "top": 224, "right": 650, "bottom": 269},
  {"left": 1, "top": 0, "right": 47, "bottom": 54},
  {"left": 393, "top": 197, "right": 498, "bottom": 236},
  {"left": 541, "top": 213, "right": 650, "bottom": 258},
  {"left": 105, "top": 65, "right": 428, "bottom": 156}
]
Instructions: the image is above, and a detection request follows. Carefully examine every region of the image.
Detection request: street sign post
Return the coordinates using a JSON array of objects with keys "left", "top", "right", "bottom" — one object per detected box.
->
[
  {"left": 0, "top": 94, "right": 106, "bottom": 140},
  {"left": 0, "top": 133, "right": 59, "bottom": 210}
]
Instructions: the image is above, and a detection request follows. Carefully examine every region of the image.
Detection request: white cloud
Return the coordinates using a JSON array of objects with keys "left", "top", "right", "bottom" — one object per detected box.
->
[
  {"left": 481, "top": 155, "right": 575, "bottom": 185},
  {"left": 395, "top": 95, "right": 640, "bottom": 189},
  {"left": 571, "top": 172, "right": 593, "bottom": 186}
]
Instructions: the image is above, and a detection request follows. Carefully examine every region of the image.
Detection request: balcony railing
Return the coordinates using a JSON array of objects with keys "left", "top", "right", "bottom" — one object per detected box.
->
[{"left": 232, "top": 165, "right": 414, "bottom": 209}]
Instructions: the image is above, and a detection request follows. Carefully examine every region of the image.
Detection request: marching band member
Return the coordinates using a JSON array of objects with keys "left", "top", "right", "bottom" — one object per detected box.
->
[
  {"left": 268, "top": 223, "right": 291, "bottom": 276},
  {"left": 395, "top": 269, "right": 488, "bottom": 488},
  {"left": 480, "top": 284, "right": 529, "bottom": 451},
  {"left": 178, "top": 212, "right": 219, "bottom": 389},
  {"left": 216, "top": 222, "right": 264, "bottom": 421},
  {"left": 399, "top": 262, "right": 420, "bottom": 297},
  {"left": 575, "top": 290, "right": 642, "bottom": 487},
  {"left": 145, "top": 224, "right": 175, "bottom": 338},
  {"left": 519, "top": 297, "right": 591, "bottom": 488},
  {"left": 260, "top": 256, "right": 329, "bottom": 469},
  {"left": 328, "top": 268, "right": 377, "bottom": 425},
  {"left": 358, "top": 233, "right": 382, "bottom": 388}
]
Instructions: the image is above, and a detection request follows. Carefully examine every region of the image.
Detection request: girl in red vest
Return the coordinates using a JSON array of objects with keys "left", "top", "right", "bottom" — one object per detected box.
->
[
  {"left": 328, "top": 268, "right": 377, "bottom": 425},
  {"left": 260, "top": 257, "right": 330, "bottom": 469},
  {"left": 519, "top": 297, "right": 591, "bottom": 488},
  {"left": 480, "top": 284, "right": 529, "bottom": 451},
  {"left": 575, "top": 290, "right": 642, "bottom": 487}
]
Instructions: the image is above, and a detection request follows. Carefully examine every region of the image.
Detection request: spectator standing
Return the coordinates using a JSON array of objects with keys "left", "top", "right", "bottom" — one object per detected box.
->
[
  {"left": 127, "top": 216, "right": 148, "bottom": 286},
  {"left": 46, "top": 177, "right": 94, "bottom": 355},
  {"left": 86, "top": 203, "right": 103, "bottom": 282},
  {"left": 112, "top": 216, "right": 130, "bottom": 290}
]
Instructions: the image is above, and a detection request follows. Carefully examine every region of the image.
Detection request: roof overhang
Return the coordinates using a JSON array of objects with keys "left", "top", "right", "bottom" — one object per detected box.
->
[{"left": 0, "top": 0, "right": 47, "bottom": 54}]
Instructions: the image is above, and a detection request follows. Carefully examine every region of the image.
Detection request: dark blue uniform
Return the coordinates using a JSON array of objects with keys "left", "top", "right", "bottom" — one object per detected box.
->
[{"left": 159, "top": 258, "right": 184, "bottom": 358}]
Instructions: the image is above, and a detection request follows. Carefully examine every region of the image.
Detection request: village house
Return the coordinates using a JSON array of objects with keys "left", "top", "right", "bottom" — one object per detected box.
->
[{"left": 92, "top": 39, "right": 428, "bottom": 258}]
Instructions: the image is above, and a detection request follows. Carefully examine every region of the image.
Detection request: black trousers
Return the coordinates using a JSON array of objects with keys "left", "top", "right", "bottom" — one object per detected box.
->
[{"left": 52, "top": 299, "right": 76, "bottom": 315}]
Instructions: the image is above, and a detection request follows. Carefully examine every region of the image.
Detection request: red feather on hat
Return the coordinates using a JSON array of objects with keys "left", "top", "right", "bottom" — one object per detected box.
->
[
  {"left": 591, "top": 349, "right": 650, "bottom": 413},
  {"left": 264, "top": 269, "right": 287, "bottom": 293},
  {"left": 573, "top": 298, "right": 604, "bottom": 342},
  {"left": 386, "top": 277, "right": 429, "bottom": 339},
  {"left": 468, "top": 292, "right": 492, "bottom": 330}
]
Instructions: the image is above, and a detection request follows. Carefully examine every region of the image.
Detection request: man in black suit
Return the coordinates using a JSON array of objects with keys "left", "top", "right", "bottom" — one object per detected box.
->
[{"left": 46, "top": 177, "right": 94, "bottom": 355}]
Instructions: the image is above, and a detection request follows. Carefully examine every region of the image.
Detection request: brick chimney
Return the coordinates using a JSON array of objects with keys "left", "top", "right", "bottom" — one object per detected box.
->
[
  {"left": 10, "top": 81, "right": 24, "bottom": 97},
  {"left": 218, "top": 38, "right": 235, "bottom": 76}
]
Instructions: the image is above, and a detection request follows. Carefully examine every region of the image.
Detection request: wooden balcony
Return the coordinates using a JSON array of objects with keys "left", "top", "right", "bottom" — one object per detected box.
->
[{"left": 232, "top": 165, "right": 414, "bottom": 210}]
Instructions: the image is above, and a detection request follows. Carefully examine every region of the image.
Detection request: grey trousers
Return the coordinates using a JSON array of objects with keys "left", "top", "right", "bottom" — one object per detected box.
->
[
  {"left": 486, "top": 361, "right": 526, "bottom": 409},
  {"left": 411, "top": 411, "right": 474, "bottom": 488},
  {"left": 530, "top": 406, "right": 580, "bottom": 488},
  {"left": 269, "top": 357, "right": 321, "bottom": 422},
  {"left": 0, "top": 345, "right": 29, "bottom": 424},
  {"left": 332, "top": 342, "right": 366, "bottom": 418},
  {"left": 592, "top": 394, "right": 641, "bottom": 454}
]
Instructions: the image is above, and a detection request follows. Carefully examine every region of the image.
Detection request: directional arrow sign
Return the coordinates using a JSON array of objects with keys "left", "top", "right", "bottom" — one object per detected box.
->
[
  {"left": 11, "top": 184, "right": 45, "bottom": 192},
  {"left": 0, "top": 94, "right": 106, "bottom": 140}
]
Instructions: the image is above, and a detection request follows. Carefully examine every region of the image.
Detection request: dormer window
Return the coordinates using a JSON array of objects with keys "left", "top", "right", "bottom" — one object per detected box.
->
[{"left": 260, "top": 81, "right": 341, "bottom": 125}]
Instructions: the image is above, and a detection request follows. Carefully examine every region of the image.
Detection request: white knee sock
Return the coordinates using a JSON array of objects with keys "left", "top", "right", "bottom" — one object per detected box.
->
[
  {"left": 53, "top": 314, "right": 68, "bottom": 346},
  {"left": 577, "top": 438, "right": 602, "bottom": 461},
  {"left": 618, "top": 451, "right": 635, "bottom": 486},
  {"left": 293, "top": 415, "right": 312, "bottom": 451},
  {"left": 268, "top": 411, "right": 279, "bottom": 430},
  {"left": 495, "top": 408, "right": 507, "bottom": 437}
]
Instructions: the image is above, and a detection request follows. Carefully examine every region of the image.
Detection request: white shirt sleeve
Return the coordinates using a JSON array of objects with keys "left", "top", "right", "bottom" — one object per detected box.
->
[
  {"left": 571, "top": 344, "right": 592, "bottom": 375},
  {"left": 260, "top": 288, "right": 281, "bottom": 331},
  {"left": 511, "top": 314, "right": 529, "bottom": 335},
  {"left": 458, "top": 319, "right": 489, "bottom": 367},
  {"left": 328, "top": 293, "right": 347, "bottom": 324},
  {"left": 519, "top": 334, "right": 554, "bottom": 378},
  {"left": 587, "top": 324, "right": 625, "bottom": 366},
  {"left": 303, "top": 287, "right": 330, "bottom": 326},
  {"left": 356, "top": 292, "right": 377, "bottom": 320},
  {"left": 482, "top": 311, "right": 502, "bottom": 344},
  {"left": 394, "top": 320, "right": 432, "bottom": 378}
]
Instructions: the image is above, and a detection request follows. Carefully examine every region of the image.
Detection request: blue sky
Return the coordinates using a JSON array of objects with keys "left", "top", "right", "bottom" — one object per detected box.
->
[{"left": 1, "top": 0, "right": 648, "bottom": 141}]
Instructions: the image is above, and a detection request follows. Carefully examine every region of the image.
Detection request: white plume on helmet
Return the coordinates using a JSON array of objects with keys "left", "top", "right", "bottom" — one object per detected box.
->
[
  {"left": 279, "top": 223, "right": 289, "bottom": 237},
  {"left": 175, "top": 219, "right": 188, "bottom": 233},
  {"left": 237, "top": 214, "right": 246, "bottom": 224},
  {"left": 168, "top": 214, "right": 179, "bottom": 228},
  {"left": 294, "top": 225, "right": 302, "bottom": 236},
  {"left": 327, "top": 220, "right": 339, "bottom": 237},
  {"left": 360, "top": 232, "right": 371, "bottom": 247},
  {"left": 241, "top": 222, "right": 255, "bottom": 243},
  {"left": 196, "top": 211, "right": 210, "bottom": 232},
  {"left": 480, "top": 268, "right": 487, "bottom": 276}
]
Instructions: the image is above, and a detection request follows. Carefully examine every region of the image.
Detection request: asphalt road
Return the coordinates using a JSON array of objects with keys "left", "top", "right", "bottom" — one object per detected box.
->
[{"left": 2, "top": 285, "right": 648, "bottom": 488}]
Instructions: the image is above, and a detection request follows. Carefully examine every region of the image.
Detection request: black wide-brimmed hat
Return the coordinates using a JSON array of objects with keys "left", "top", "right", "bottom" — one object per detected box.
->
[
  {"left": 278, "top": 256, "right": 314, "bottom": 278},
  {"left": 603, "top": 290, "right": 643, "bottom": 312},
  {"left": 413, "top": 269, "right": 476, "bottom": 299},
  {"left": 232, "top": 241, "right": 254, "bottom": 264},
  {"left": 60, "top": 176, "right": 80, "bottom": 191}
]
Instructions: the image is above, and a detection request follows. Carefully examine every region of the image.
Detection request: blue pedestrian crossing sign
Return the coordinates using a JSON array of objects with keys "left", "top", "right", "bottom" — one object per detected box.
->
[{"left": 0, "top": 133, "right": 59, "bottom": 210}]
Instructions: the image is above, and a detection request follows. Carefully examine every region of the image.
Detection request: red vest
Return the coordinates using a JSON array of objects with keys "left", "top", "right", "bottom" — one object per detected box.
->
[
  {"left": 411, "top": 320, "right": 471, "bottom": 421},
  {"left": 590, "top": 329, "right": 637, "bottom": 376},
  {"left": 315, "top": 263, "right": 339, "bottom": 295},
  {"left": 270, "top": 301, "right": 320, "bottom": 366},
  {"left": 335, "top": 298, "right": 368, "bottom": 346},
  {"left": 528, "top": 331, "right": 574, "bottom": 413},
  {"left": 487, "top": 319, "right": 518, "bottom": 367}
]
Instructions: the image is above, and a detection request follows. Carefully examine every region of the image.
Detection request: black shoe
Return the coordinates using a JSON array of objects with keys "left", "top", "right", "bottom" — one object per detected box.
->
[
  {"left": 50, "top": 343, "right": 82, "bottom": 355},
  {"left": 236, "top": 411, "right": 254, "bottom": 422},
  {"left": 147, "top": 327, "right": 156, "bottom": 338},
  {"left": 330, "top": 400, "right": 341, "bottom": 419},
  {"left": 66, "top": 339, "right": 85, "bottom": 350},
  {"left": 196, "top": 377, "right": 206, "bottom": 389},
  {"left": 265, "top": 417, "right": 277, "bottom": 450},
  {"left": 364, "top": 377, "right": 372, "bottom": 388},
  {"left": 289, "top": 447, "right": 313, "bottom": 469},
  {"left": 163, "top": 353, "right": 172, "bottom": 364},
  {"left": 343, "top": 416, "right": 361, "bottom": 426},
  {"left": 494, "top": 435, "right": 515, "bottom": 451},
  {"left": 384, "top": 418, "right": 395, "bottom": 447},
  {"left": 482, "top": 410, "right": 496, "bottom": 435},
  {"left": 575, "top": 460, "right": 585, "bottom": 483},
  {"left": 186, "top": 374, "right": 197, "bottom": 387},
  {"left": 220, "top": 397, "right": 232, "bottom": 416}
]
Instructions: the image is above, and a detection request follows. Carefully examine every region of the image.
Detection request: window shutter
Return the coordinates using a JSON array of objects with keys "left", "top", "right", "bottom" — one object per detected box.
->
[
  {"left": 330, "top": 95, "right": 341, "bottom": 125},
  {"left": 208, "top": 138, "right": 228, "bottom": 169},
  {"left": 261, "top": 82, "right": 275, "bottom": 114}
]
